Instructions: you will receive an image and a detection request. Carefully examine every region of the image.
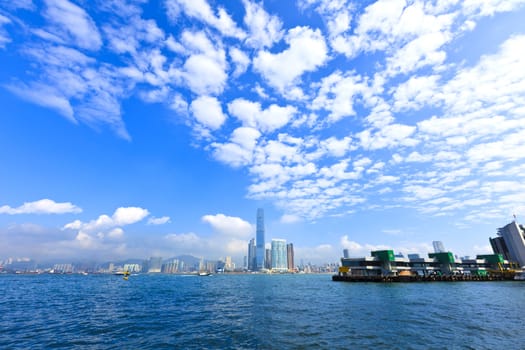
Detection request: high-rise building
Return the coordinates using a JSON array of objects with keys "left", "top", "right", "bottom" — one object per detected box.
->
[
  {"left": 432, "top": 241, "right": 446, "bottom": 253},
  {"left": 489, "top": 236, "right": 511, "bottom": 261},
  {"left": 256, "top": 208, "right": 265, "bottom": 270},
  {"left": 287, "top": 243, "right": 294, "bottom": 271},
  {"left": 248, "top": 238, "right": 256, "bottom": 271},
  {"left": 271, "top": 239, "right": 287, "bottom": 272},
  {"left": 147, "top": 257, "right": 163, "bottom": 273},
  {"left": 265, "top": 248, "right": 272, "bottom": 269},
  {"left": 491, "top": 221, "right": 525, "bottom": 267},
  {"left": 343, "top": 249, "right": 349, "bottom": 259}
]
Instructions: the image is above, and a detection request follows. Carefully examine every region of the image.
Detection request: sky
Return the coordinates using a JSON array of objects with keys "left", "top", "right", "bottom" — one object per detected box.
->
[{"left": 1, "top": 0, "right": 525, "bottom": 265}]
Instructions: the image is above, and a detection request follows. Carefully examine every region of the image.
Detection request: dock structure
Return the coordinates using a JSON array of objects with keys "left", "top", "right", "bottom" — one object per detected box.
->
[{"left": 333, "top": 250, "right": 520, "bottom": 283}]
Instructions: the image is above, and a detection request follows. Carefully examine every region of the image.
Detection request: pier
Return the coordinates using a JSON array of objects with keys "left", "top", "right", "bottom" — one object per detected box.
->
[{"left": 332, "top": 273, "right": 515, "bottom": 283}]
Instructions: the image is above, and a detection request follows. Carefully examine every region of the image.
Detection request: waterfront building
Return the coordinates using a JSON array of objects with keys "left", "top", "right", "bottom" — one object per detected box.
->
[
  {"left": 123, "top": 264, "right": 141, "bottom": 273},
  {"left": 248, "top": 238, "right": 256, "bottom": 271},
  {"left": 265, "top": 248, "right": 272, "bottom": 269},
  {"left": 256, "top": 208, "right": 265, "bottom": 270},
  {"left": 53, "top": 263, "right": 73, "bottom": 273},
  {"left": 490, "top": 220, "right": 525, "bottom": 267},
  {"left": 287, "top": 243, "right": 294, "bottom": 271},
  {"left": 224, "top": 256, "right": 233, "bottom": 271},
  {"left": 338, "top": 249, "right": 515, "bottom": 278},
  {"left": 271, "top": 239, "right": 288, "bottom": 272},
  {"left": 161, "top": 260, "right": 179, "bottom": 273}
]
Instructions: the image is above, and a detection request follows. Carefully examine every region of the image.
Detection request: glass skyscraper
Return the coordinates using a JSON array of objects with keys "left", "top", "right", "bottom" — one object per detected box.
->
[
  {"left": 248, "top": 238, "right": 256, "bottom": 271},
  {"left": 271, "top": 239, "right": 287, "bottom": 272},
  {"left": 256, "top": 208, "right": 265, "bottom": 270}
]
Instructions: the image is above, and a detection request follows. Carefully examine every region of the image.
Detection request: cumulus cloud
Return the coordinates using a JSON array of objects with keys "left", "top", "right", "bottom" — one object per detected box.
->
[
  {"left": 253, "top": 26, "right": 328, "bottom": 93},
  {"left": 63, "top": 207, "right": 149, "bottom": 239},
  {"left": 177, "top": 30, "right": 228, "bottom": 95},
  {"left": 212, "top": 127, "right": 261, "bottom": 167},
  {"left": 190, "top": 95, "right": 227, "bottom": 130},
  {"left": 228, "top": 99, "right": 296, "bottom": 132},
  {"left": 202, "top": 213, "right": 253, "bottom": 238},
  {"left": 312, "top": 71, "right": 368, "bottom": 122},
  {"left": 0, "top": 199, "right": 82, "bottom": 215},
  {"left": 243, "top": 0, "right": 283, "bottom": 48},
  {"left": 229, "top": 47, "right": 250, "bottom": 77}
]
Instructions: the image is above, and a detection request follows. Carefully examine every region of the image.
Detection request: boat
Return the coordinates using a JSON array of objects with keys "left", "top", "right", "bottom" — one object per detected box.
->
[
  {"left": 198, "top": 272, "right": 212, "bottom": 276},
  {"left": 514, "top": 271, "right": 525, "bottom": 280}
]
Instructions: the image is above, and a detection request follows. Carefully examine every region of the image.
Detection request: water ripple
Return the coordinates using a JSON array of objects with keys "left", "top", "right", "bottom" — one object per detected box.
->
[{"left": 2, "top": 275, "right": 525, "bottom": 349}]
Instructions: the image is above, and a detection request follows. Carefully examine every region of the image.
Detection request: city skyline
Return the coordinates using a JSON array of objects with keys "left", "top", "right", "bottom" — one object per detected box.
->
[{"left": 2, "top": 1, "right": 525, "bottom": 264}]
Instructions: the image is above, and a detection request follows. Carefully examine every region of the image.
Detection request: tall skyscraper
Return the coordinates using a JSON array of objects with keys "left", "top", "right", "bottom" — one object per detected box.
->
[
  {"left": 248, "top": 238, "right": 256, "bottom": 271},
  {"left": 287, "top": 243, "right": 294, "bottom": 271},
  {"left": 491, "top": 221, "right": 525, "bottom": 267},
  {"left": 256, "top": 208, "right": 265, "bottom": 270},
  {"left": 343, "top": 249, "right": 349, "bottom": 259},
  {"left": 265, "top": 248, "right": 272, "bottom": 269},
  {"left": 147, "top": 257, "right": 163, "bottom": 273},
  {"left": 271, "top": 239, "right": 287, "bottom": 272}
]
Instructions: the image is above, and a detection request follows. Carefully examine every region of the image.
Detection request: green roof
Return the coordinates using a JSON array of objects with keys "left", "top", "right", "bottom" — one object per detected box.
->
[
  {"left": 476, "top": 254, "right": 504, "bottom": 264},
  {"left": 371, "top": 250, "right": 395, "bottom": 262},
  {"left": 428, "top": 252, "right": 455, "bottom": 263}
]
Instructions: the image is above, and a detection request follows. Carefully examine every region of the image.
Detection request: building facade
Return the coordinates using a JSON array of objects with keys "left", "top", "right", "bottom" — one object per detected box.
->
[
  {"left": 265, "top": 248, "right": 272, "bottom": 270},
  {"left": 248, "top": 238, "right": 256, "bottom": 271},
  {"left": 491, "top": 221, "right": 525, "bottom": 267},
  {"left": 256, "top": 208, "right": 265, "bottom": 270},
  {"left": 287, "top": 243, "right": 294, "bottom": 271},
  {"left": 271, "top": 239, "right": 287, "bottom": 272}
]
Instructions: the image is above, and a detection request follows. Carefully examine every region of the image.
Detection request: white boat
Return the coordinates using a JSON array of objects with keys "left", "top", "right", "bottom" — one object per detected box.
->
[
  {"left": 198, "top": 272, "right": 212, "bottom": 276},
  {"left": 514, "top": 271, "right": 525, "bottom": 280}
]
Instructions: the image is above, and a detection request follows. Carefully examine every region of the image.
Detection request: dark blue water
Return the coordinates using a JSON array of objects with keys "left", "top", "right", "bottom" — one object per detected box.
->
[{"left": 1, "top": 274, "right": 525, "bottom": 349}]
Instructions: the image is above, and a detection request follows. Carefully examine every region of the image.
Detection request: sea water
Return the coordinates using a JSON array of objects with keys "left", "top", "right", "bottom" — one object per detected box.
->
[{"left": 1, "top": 273, "right": 525, "bottom": 349}]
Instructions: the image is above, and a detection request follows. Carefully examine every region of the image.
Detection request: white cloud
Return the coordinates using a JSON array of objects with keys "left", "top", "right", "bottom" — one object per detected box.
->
[
  {"left": 312, "top": 71, "right": 368, "bottom": 122},
  {"left": 148, "top": 216, "right": 171, "bottom": 225},
  {"left": 190, "top": 95, "right": 227, "bottom": 130},
  {"left": 253, "top": 26, "right": 328, "bottom": 93},
  {"left": 166, "top": 0, "right": 246, "bottom": 39},
  {"left": 0, "top": 14, "right": 11, "bottom": 49},
  {"left": 113, "top": 207, "right": 150, "bottom": 226},
  {"left": 228, "top": 98, "right": 296, "bottom": 132},
  {"left": 212, "top": 127, "right": 261, "bottom": 167},
  {"left": 0, "top": 199, "right": 82, "bottom": 215},
  {"left": 280, "top": 214, "right": 301, "bottom": 224},
  {"left": 243, "top": 0, "right": 283, "bottom": 48},
  {"left": 392, "top": 75, "right": 441, "bottom": 111},
  {"left": 63, "top": 206, "right": 149, "bottom": 233},
  {"left": 358, "top": 124, "right": 418, "bottom": 150},
  {"left": 6, "top": 83, "right": 76, "bottom": 122},
  {"left": 178, "top": 31, "right": 228, "bottom": 95},
  {"left": 202, "top": 213, "right": 253, "bottom": 238},
  {"left": 229, "top": 47, "right": 250, "bottom": 77},
  {"left": 44, "top": 0, "right": 102, "bottom": 50},
  {"left": 462, "top": 0, "right": 525, "bottom": 16}
]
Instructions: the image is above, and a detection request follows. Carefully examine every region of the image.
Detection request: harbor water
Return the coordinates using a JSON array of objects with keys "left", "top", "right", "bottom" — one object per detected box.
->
[{"left": 1, "top": 273, "right": 525, "bottom": 349}]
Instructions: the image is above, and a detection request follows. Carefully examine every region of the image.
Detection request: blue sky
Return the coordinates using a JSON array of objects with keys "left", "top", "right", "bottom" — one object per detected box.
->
[{"left": 1, "top": 0, "right": 525, "bottom": 265}]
